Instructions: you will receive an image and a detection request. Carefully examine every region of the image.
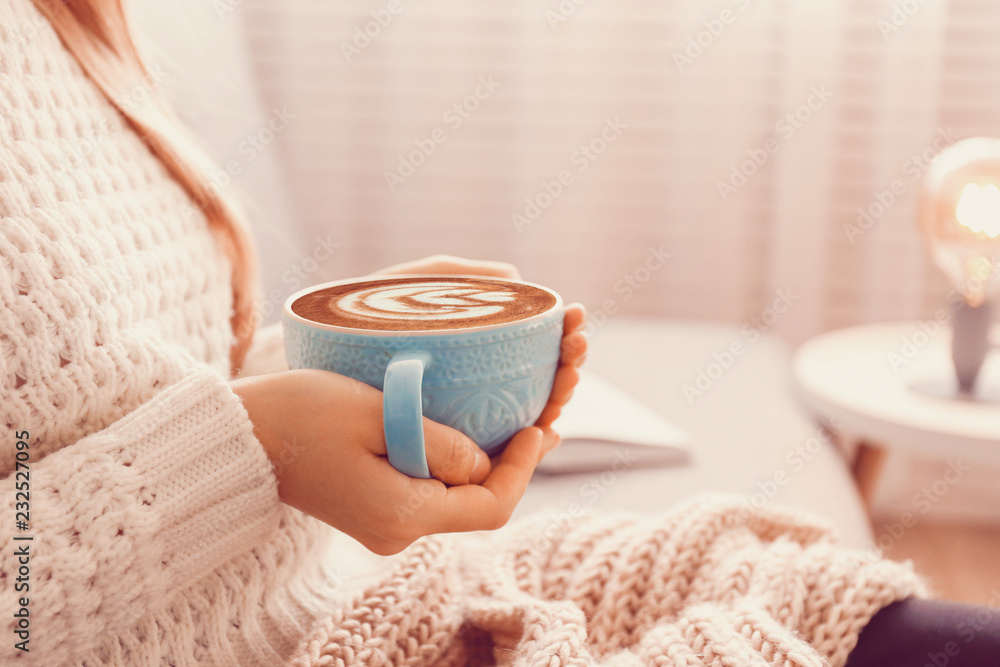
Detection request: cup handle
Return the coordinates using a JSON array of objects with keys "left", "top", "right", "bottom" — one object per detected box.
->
[{"left": 383, "top": 352, "right": 431, "bottom": 478}]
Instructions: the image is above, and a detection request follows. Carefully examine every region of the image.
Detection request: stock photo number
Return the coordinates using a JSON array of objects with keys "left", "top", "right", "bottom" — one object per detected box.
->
[{"left": 11, "top": 430, "right": 31, "bottom": 652}]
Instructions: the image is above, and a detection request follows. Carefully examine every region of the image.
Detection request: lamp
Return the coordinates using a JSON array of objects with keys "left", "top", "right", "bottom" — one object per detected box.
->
[{"left": 919, "top": 138, "right": 1000, "bottom": 395}]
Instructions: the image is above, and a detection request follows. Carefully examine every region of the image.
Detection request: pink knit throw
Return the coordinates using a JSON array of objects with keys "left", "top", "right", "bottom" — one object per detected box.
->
[{"left": 289, "top": 496, "right": 925, "bottom": 666}]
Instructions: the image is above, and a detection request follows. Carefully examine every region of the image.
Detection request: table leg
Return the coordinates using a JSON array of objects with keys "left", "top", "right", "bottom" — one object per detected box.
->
[{"left": 851, "top": 441, "right": 888, "bottom": 510}]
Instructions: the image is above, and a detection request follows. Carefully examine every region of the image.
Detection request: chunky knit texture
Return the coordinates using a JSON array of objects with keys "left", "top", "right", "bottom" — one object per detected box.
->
[
  {"left": 290, "top": 497, "right": 926, "bottom": 667},
  {"left": 0, "top": 0, "right": 926, "bottom": 664}
]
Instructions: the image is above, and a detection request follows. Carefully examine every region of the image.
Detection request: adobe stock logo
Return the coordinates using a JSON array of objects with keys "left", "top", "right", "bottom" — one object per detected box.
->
[
  {"left": 716, "top": 86, "right": 834, "bottom": 202},
  {"left": 339, "top": 0, "right": 414, "bottom": 62},
  {"left": 673, "top": 0, "right": 757, "bottom": 73},
  {"left": 842, "top": 127, "right": 958, "bottom": 244},
  {"left": 512, "top": 117, "right": 628, "bottom": 232},
  {"left": 384, "top": 76, "right": 502, "bottom": 192},
  {"left": 682, "top": 288, "right": 799, "bottom": 404},
  {"left": 878, "top": 0, "right": 932, "bottom": 40},
  {"left": 209, "top": 107, "right": 295, "bottom": 194},
  {"left": 582, "top": 245, "right": 672, "bottom": 337},
  {"left": 545, "top": 0, "right": 591, "bottom": 31}
]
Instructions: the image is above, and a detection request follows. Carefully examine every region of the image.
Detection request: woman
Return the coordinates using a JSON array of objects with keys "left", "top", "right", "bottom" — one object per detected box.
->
[{"left": 0, "top": 0, "right": 997, "bottom": 665}]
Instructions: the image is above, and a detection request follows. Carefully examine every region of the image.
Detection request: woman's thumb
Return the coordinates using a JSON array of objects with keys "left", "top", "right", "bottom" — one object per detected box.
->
[{"left": 421, "top": 419, "right": 491, "bottom": 485}]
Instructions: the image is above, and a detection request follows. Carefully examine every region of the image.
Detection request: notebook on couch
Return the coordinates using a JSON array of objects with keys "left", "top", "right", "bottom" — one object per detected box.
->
[{"left": 536, "top": 371, "right": 691, "bottom": 474}]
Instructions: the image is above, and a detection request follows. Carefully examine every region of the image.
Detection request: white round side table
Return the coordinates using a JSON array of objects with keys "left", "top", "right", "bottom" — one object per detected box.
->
[{"left": 792, "top": 322, "right": 1000, "bottom": 509}]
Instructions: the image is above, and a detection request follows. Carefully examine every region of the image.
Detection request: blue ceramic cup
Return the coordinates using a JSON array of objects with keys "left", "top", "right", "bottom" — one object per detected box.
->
[{"left": 282, "top": 275, "right": 564, "bottom": 478}]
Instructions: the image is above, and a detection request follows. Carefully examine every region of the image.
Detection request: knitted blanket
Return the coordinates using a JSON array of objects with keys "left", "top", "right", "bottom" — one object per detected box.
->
[{"left": 289, "top": 497, "right": 925, "bottom": 666}]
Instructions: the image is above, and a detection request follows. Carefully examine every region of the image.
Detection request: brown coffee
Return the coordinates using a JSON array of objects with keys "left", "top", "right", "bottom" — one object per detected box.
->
[{"left": 291, "top": 276, "right": 558, "bottom": 331}]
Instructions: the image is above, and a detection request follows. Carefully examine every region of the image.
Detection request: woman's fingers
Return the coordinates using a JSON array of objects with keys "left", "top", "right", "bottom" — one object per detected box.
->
[
  {"left": 535, "top": 364, "right": 580, "bottom": 428},
  {"left": 535, "top": 306, "right": 587, "bottom": 429},
  {"left": 563, "top": 303, "right": 586, "bottom": 333},
  {"left": 549, "top": 364, "right": 580, "bottom": 405},
  {"left": 561, "top": 304, "right": 588, "bottom": 367},
  {"left": 561, "top": 332, "right": 587, "bottom": 367},
  {"left": 372, "top": 255, "right": 521, "bottom": 279},
  {"left": 535, "top": 403, "right": 563, "bottom": 429},
  {"left": 537, "top": 426, "right": 561, "bottom": 457},
  {"left": 421, "top": 427, "right": 544, "bottom": 534},
  {"left": 422, "top": 418, "right": 491, "bottom": 485}
]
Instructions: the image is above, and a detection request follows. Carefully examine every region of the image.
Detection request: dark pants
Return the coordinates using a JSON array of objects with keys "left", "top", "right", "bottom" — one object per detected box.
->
[{"left": 847, "top": 598, "right": 1000, "bottom": 667}]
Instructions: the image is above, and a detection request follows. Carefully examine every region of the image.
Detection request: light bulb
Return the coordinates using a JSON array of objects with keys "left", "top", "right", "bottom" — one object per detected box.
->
[
  {"left": 919, "top": 137, "right": 1000, "bottom": 394},
  {"left": 919, "top": 138, "right": 1000, "bottom": 307}
]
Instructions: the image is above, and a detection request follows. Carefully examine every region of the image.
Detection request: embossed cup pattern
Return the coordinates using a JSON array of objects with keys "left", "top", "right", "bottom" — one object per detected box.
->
[{"left": 282, "top": 313, "right": 563, "bottom": 454}]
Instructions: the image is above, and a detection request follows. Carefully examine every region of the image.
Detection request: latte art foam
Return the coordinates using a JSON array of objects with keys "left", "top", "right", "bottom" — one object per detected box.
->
[
  {"left": 339, "top": 283, "right": 517, "bottom": 321},
  {"left": 291, "top": 277, "right": 558, "bottom": 331}
]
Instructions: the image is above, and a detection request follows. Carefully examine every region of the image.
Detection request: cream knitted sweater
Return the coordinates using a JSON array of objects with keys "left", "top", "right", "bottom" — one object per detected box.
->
[
  {"left": 0, "top": 1, "right": 925, "bottom": 665},
  {"left": 0, "top": 0, "right": 344, "bottom": 663}
]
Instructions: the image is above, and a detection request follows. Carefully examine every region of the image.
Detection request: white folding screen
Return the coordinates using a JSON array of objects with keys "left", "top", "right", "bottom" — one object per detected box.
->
[{"left": 229, "top": 0, "right": 1000, "bottom": 346}]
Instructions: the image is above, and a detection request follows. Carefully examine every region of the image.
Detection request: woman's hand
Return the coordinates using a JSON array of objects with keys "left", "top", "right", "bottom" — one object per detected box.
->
[
  {"left": 370, "top": 254, "right": 522, "bottom": 279},
  {"left": 237, "top": 255, "right": 588, "bottom": 555},
  {"left": 233, "top": 369, "right": 559, "bottom": 555},
  {"left": 536, "top": 303, "right": 587, "bottom": 439}
]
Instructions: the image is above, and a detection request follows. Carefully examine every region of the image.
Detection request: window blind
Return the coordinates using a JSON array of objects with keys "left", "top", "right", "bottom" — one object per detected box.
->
[{"left": 236, "top": 0, "right": 1000, "bottom": 347}]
